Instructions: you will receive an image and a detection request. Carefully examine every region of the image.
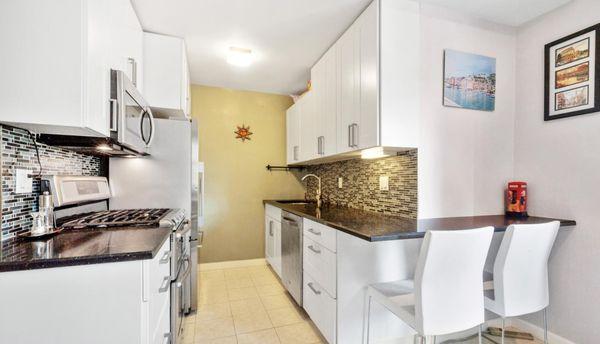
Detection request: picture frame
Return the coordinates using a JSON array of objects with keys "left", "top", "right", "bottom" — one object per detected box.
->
[
  {"left": 443, "top": 49, "right": 496, "bottom": 112},
  {"left": 544, "top": 24, "right": 600, "bottom": 121}
]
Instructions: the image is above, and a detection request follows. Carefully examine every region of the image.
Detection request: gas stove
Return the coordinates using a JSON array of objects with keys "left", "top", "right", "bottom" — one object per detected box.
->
[{"left": 58, "top": 208, "right": 185, "bottom": 230}]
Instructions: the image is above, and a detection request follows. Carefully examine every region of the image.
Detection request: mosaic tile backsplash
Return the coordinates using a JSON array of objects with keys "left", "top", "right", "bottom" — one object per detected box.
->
[
  {"left": 299, "top": 150, "right": 418, "bottom": 218},
  {"left": 1, "top": 125, "right": 104, "bottom": 240}
]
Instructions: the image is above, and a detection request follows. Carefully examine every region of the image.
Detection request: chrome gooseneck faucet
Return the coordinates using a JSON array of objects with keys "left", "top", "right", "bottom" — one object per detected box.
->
[{"left": 301, "top": 174, "right": 322, "bottom": 209}]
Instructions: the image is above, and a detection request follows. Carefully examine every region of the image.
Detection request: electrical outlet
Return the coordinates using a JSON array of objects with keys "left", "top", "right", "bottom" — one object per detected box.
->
[
  {"left": 379, "top": 175, "right": 389, "bottom": 191},
  {"left": 338, "top": 177, "right": 343, "bottom": 189},
  {"left": 16, "top": 169, "right": 33, "bottom": 194}
]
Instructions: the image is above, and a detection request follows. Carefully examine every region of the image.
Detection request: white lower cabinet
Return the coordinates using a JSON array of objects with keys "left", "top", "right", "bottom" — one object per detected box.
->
[
  {"left": 302, "top": 219, "right": 337, "bottom": 344},
  {"left": 265, "top": 204, "right": 282, "bottom": 278},
  {"left": 147, "top": 240, "right": 172, "bottom": 344},
  {"left": 303, "top": 236, "right": 336, "bottom": 298},
  {"left": 0, "top": 238, "right": 171, "bottom": 344},
  {"left": 303, "top": 272, "right": 337, "bottom": 344}
]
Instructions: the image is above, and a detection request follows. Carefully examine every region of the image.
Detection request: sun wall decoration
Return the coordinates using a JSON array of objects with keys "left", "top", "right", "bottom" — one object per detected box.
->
[{"left": 234, "top": 125, "right": 253, "bottom": 142}]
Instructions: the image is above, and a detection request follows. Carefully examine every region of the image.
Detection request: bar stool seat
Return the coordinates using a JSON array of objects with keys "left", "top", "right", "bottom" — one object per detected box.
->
[
  {"left": 483, "top": 221, "right": 560, "bottom": 344},
  {"left": 363, "top": 227, "right": 494, "bottom": 344}
]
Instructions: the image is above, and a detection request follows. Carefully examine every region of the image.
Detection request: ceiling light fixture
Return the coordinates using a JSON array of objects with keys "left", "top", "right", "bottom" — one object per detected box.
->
[{"left": 227, "top": 46, "right": 253, "bottom": 67}]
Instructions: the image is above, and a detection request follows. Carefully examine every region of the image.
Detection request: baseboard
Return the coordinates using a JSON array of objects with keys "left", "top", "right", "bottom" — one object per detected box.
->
[
  {"left": 510, "top": 318, "right": 575, "bottom": 344},
  {"left": 199, "top": 258, "right": 267, "bottom": 271}
]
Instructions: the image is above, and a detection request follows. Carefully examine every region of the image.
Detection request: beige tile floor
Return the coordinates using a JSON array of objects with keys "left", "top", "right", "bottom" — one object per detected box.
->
[
  {"left": 183, "top": 264, "right": 327, "bottom": 344},
  {"left": 185, "top": 264, "right": 543, "bottom": 344}
]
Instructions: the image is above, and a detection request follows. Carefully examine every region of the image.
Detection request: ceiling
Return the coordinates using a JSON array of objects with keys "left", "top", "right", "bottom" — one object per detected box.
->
[
  {"left": 132, "top": 0, "right": 372, "bottom": 95},
  {"left": 416, "top": 0, "right": 571, "bottom": 27},
  {"left": 132, "top": 0, "right": 571, "bottom": 96}
]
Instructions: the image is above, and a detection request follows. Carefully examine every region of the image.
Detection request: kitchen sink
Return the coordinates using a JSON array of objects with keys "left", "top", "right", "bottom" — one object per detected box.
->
[{"left": 276, "top": 200, "right": 313, "bottom": 205}]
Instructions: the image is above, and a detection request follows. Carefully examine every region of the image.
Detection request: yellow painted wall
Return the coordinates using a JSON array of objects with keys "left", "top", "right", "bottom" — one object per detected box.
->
[{"left": 191, "top": 85, "right": 305, "bottom": 263}]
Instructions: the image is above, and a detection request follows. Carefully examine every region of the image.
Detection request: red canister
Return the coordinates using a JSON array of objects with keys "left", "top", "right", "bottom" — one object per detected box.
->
[{"left": 506, "top": 181, "right": 528, "bottom": 217}]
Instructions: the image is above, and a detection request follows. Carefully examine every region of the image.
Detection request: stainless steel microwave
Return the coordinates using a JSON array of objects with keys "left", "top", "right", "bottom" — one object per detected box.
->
[{"left": 110, "top": 69, "right": 155, "bottom": 154}]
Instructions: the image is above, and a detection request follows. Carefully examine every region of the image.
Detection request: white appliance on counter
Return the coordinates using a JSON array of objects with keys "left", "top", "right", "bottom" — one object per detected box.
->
[{"left": 109, "top": 118, "right": 203, "bottom": 314}]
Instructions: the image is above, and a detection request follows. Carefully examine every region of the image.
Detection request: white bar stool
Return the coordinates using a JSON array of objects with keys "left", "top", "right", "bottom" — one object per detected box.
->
[
  {"left": 362, "top": 227, "right": 494, "bottom": 344},
  {"left": 483, "top": 221, "right": 560, "bottom": 344}
]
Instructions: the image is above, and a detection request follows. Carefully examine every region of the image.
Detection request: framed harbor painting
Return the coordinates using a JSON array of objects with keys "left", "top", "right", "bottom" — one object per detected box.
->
[
  {"left": 443, "top": 49, "right": 496, "bottom": 111},
  {"left": 544, "top": 24, "right": 600, "bottom": 121}
]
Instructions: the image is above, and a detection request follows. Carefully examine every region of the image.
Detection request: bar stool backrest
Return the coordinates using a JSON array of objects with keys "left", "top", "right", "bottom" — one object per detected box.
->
[
  {"left": 493, "top": 221, "right": 560, "bottom": 317},
  {"left": 414, "top": 227, "right": 494, "bottom": 336}
]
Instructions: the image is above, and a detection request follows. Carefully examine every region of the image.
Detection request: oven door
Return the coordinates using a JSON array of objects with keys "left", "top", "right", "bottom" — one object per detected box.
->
[
  {"left": 171, "top": 258, "right": 190, "bottom": 344},
  {"left": 111, "top": 69, "right": 155, "bottom": 153}
]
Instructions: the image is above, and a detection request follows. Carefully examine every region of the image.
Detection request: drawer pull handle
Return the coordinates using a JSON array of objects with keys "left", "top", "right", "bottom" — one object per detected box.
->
[
  {"left": 159, "top": 276, "right": 170, "bottom": 293},
  {"left": 308, "top": 282, "right": 321, "bottom": 295},
  {"left": 308, "top": 245, "right": 321, "bottom": 254},
  {"left": 308, "top": 228, "right": 321, "bottom": 236},
  {"left": 159, "top": 251, "right": 172, "bottom": 264}
]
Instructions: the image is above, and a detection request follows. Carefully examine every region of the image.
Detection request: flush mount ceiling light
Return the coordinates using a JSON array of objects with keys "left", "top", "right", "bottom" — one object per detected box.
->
[{"left": 227, "top": 46, "right": 253, "bottom": 67}]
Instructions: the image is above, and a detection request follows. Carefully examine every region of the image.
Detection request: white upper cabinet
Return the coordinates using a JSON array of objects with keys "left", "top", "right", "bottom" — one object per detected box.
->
[
  {"left": 298, "top": 92, "right": 319, "bottom": 162},
  {"left": 336, "top": 26, "right": 360, "bottom": 154},
  {"left": 0, "top": 0, "right": 143, "bottom": 137},
  {"left": 143, "top": 32, "right": 191, "bottom": 118},
  {"left": 286, "top": 103, "right": 301, "bottom": 165},
  {"left": 312, "top": 47, "right": 337, "bottom": 157},
  {"left": 287, "top": 0, "right": 420, "bottom": 165}
]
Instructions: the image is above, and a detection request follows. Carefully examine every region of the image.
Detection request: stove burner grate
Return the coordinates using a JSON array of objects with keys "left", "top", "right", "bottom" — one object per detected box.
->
[{"left": 59, "top": 208, "right": 171, "bottom": 229}]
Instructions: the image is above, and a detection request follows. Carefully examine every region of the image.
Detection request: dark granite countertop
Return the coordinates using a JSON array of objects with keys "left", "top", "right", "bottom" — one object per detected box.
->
[
  {"left": 0, "top": 226, "right": 171, "bottom": 273},
  {"left": 264, "top": 200, "right": 576, "bottom": 242}
]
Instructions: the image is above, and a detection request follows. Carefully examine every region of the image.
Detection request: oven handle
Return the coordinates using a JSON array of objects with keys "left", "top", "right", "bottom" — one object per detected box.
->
[{"left": 173, "top": 258, "right": 191, "bottom": 285}]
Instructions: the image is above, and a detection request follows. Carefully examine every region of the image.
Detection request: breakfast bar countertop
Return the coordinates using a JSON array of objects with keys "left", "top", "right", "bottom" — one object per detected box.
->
[
  {"left": 0, "top": 227, "right": 172, "bottom": 273},
  {"left": 264, "top": 200, "right": 576, "bottom": 242}
]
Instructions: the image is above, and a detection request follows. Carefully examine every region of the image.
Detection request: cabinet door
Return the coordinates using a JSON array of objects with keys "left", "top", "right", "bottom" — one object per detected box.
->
[
  {"left": 322, "top": 48, "right": 338, "bottom": 156},
  {"left": 286, "top": 104, "right": 301, "bottom": 164},
  {"left": 265, "top": 216, "right": 275, "bottom": 263},
  {"left": 311, "top": 59, "right": 325, "bottom": 157},
  {"left": 336, "top": 27, "right": 359, "bottom": 154},
  {"left": 299, "top": 92, "right": 318, "bottom": 162},
  {"left": 84, "top": 0, "right": 113, "bottom": 137},
  {"left": 357, "top": 1, "right": 379, "bottom": 149},
  {"left": 182, "top": 47, "right": 191, "bottom": 117},
  {"left": 109, "top": 0, "right": 143, "bottom": 89}
]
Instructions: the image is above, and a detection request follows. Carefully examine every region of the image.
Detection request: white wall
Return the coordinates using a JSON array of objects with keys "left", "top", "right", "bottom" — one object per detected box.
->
[
  {"left": 417, "top": 5, "right": 517, "bottom": 218},
  {"left": 515, "top": 1, "right": 600, "bottom": 342}
]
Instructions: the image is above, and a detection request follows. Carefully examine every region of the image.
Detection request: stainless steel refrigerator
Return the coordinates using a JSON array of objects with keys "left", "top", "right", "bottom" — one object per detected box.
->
[{"left": 109, "top": 117, "right": 203, "bottom": 313}]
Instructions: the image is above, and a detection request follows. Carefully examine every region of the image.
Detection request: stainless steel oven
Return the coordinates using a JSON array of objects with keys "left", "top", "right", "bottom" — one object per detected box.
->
[
  {"left": 110, "top": 69, "right": 155, "bottom": 153},
  {"left": 170, "top": 220, "right": 191, "bottom": 344}
]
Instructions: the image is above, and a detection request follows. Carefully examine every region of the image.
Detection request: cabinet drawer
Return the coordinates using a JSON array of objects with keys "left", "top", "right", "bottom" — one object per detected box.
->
[
  {"left": 150, "top": 239, "right": 172, "bottom": 292},
  {"left": 303, "top": 272, "right": 336, "bottom": 344},
  {"left": 303, "top": 218, "right": 336, "bottom": 252},
  {"left": 148, "top": 238, "right": 171, "bottom": 338},
  {"left": 265, "top": 204, "right": 282, "bottom": 221},
  {"left": 303, "top": 236, "right": 336, "bottom": 298}
]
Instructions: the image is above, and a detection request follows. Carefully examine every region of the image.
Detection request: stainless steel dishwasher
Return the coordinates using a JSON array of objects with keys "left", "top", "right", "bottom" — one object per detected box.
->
[{"left": 281, "top": 211, "right": 303, "bottom": 306}]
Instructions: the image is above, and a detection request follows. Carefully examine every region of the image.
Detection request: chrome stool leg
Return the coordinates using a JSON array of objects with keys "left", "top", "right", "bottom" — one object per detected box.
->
[
  {"left": 501, "top": 318, "right": 505, "bottom": 344},
  {"left": 543, "top": 308, "right": 548, "bottom": 344},
  {"left": 479, "top": 324, "right": 483, "bottom": 344}
]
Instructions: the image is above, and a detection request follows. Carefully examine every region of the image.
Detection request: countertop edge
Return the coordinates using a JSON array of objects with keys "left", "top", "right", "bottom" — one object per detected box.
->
[
  {"left": 0, "top": 229, "right": 171, "bottom": 273},
  {"left": 264, "top": 200, "right": 576, "bottom": 242}
]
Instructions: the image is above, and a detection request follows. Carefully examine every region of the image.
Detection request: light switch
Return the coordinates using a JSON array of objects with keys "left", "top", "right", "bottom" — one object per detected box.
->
[
  {"left": 379, "top": 175, "right": 389, "bottom": 191},
  {"left": 338, "top": 177, "right": 343, "bottom": 189},
  {"left": 16, "top": 169, "right": 33, "bottom": 194}
]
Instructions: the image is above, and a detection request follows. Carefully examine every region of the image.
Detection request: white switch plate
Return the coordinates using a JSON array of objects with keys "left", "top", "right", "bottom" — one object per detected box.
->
[
  {"left": 338, "top": 177, "right": 343, "bottom": 188},
  {"left": 379, "top": 175, "right": 389, "bottom": 191},
  {"left": 16, "top": 169, "right": 33, "bottom": 193}
]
